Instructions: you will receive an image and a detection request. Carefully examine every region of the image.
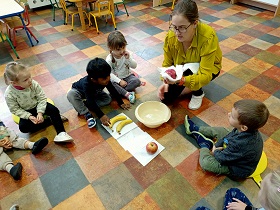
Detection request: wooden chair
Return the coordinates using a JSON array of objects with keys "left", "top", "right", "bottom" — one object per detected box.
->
[
  {"left": 49, "top": 0, "right": 74, "bottom": 22},
  {"left": 88, "top": 0, "right": 117, "bottom": 34},
  {"left": 114, "top": 0, "right": 129, "bottom": 16},
  {"left": 0, "top": 20, "right": 20, "bottom": 59},
  {"left": 59, "top": 0, "right": 90, "bottom": 31},
  {"left": 159, "top": 0, "right": 176, "bottom": 10},
  {"left": 5, "top": 2, "right": 39, "bottom": 48}
]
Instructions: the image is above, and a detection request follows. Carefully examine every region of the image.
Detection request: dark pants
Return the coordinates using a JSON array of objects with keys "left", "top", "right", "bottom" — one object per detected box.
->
[
  {"left": 196, "top": 188, "right": 252, "bottom": 210},
  {"left": 19, "top": 102, "right": 65, "bottom": 134},
  {"left": 223, "top": 188, "right": 252, "bottom": 210},
  {"left": 162, "top": 70, "right": 220, "bottom": 104}
]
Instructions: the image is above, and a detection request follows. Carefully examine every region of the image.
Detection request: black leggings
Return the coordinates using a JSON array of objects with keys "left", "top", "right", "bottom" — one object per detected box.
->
[
  {"left": 19, "top": 102, "right": 65, "bottom": 134},
  {"left": 162, "top": 70, "right": 220, "bottom": 104}
]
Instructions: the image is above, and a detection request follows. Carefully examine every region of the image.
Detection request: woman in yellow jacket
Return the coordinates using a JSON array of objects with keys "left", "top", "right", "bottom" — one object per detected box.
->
[{"left": 158, "top": 0, "right": 222, "bottom": 110}]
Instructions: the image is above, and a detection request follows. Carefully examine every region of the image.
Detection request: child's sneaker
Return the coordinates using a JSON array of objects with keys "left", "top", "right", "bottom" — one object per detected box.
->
[
  {"left": 54, "top": 132, "right": 74, "bottom": 143},
  {"left": 10, "top": 163, "right": 22, "bottom": 180},
  {"left": 192, "top": 131, "right": 214, "bottom": 149},
  {"left": 9, "top": 204, "right": 19, "bottom": 210},
  {"left": 87, "top": 117, "right": 96, "bottom": 128},
  {"left": 184, "top": 115, "right": 199, "bottom": 134},
  {"left": 32, "top": 137, "right": 48, "bottom": 154},
  {"left": 128, "top": 92, "right": 136, "bottom": 104}
]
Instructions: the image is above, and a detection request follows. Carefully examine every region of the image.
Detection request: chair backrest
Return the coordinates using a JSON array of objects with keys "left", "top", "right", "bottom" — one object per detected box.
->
[
  {"left": 114, "top": 0, "right": 124, "bottom": 4},
  {"left": 0, "top": 20, "right": 11, "bottom": 39},
  {"left": 93, "top": 0, "right": 112, "bottom": 15},
  {"left": 50, "top": 0, "right": 62, "bottom": 8},
  {"left": 59, "top": 0, "right": 68, "bottom": 11}
]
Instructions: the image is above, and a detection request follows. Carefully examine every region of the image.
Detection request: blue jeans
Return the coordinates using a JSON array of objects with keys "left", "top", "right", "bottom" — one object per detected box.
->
[
  {"left": 196, "top": 188, "right": 253, "bottom": 210},
  {"left": 223, "top": 188, "right": 252, "bottom": 210},
  {"left": 196, "top": 207, "right": 211, "bottom": 210}
]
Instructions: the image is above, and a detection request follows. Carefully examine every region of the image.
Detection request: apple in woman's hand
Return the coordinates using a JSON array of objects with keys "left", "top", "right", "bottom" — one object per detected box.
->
[
  {"left": 146, "top": 142, "right": 158, "bottom": 154},
  {"left": 165, "top": 69, "right": 177, "bottom": 79}
]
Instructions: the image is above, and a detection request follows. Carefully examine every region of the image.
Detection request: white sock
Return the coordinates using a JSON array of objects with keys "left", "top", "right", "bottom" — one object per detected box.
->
[
  {"left": 28, "top": 142, "right": 34, "bottom": 149},
  {"left": 5, "top": 164, "right": 13, "bottom": 173}
]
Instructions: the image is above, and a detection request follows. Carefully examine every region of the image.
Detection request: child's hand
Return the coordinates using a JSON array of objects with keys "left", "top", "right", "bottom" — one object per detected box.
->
[
  {"left": 37, "top": 113, "right": 44, "bottom": 124},
  {"left": 226, "top": 198, "right": 247, "bottom": 210},
  {"left": 0, "top": 137, "right": 12, "bottom": 149},
  {"left": 100, "top": 115, "right": 110, "bottom": 126},
  {"left": 121, "top": 103, "right": 131, "bottom": 110},
  {"left": 214, "top": 147, "right": 224, "bottom": 152},
  {"left": 119, "top": 80, "right": 127, "bottom": 87},
  {"left": 124, "top": 51, "right": 130, "bottom": 59},
  {"left": 29, "top": 116, "right": 38, "bottom": 124}
]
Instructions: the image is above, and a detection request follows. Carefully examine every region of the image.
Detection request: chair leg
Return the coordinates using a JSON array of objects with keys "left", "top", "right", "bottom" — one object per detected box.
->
[
  {"left": 110, "top": 12, "right": 117, "bottom": 30},
  {"left": 0, "top": 33, "right": 4, "bottom": 42},
  {"left": 26, "top": 28, "right": 39, "bottom": 43},
  {"left": 115, "top": 4, "right": 119, "bottom": 12},
  {"left": 171, "top": 0, "right": 176, "bottom": 9},
  {"left": 12, "top": 28, "right": 17, "bottom": 48},
  {"left": 71, "top": 14, "right": 74, "bottom": 31},
  {"left": 123, "top": 3, "right": 129, "bottom": 16},
  {"left": 53, "top": 7, "right": 56, "bottom": 21},
  {"left": 93, "top": 16, "right": 99, "bottom": 33},
  {"left": 5, "top": 34, "right": 20, "bottom": 59}
]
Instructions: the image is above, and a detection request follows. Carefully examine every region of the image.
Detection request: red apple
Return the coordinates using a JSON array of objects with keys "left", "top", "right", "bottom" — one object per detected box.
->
[
  {"left": 146, "top": 142, "right": 158, "bottom": 154},
  {"left": 165, "top": 69, "right": 177, "bottom": 79}
]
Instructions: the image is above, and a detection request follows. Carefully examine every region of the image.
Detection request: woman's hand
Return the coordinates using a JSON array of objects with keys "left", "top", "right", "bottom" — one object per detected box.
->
[
  {"left": 121, "top": 103, "right": 131, "bottom": 110},
  {"left": 226, "top": 198, "right": 247, "bottom": 210},
  {"left": 37, "top": 113, "right": 44, "bottom": 124},
  {"left": 163, "top": 78, "right": 180, "bottom": 85},
  {"left": 158, "top": 83, "right": 169, "bottom": 100},
  {"left": 100, "top": 115, "right": 110, "bottom": 126},
  {"left": 119, "top": 80, "right": 127, "bottom": 87}
]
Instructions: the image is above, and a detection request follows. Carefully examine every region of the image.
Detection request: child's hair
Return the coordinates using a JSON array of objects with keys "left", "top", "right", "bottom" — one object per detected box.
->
[
  {"left": 86, "top": 58, "right": 111, "bottom": 80},
  {"left": 265, "top": 169, "right": 280, "bottom": 210},
  {"left": 171, "top": 0, "right": 199, "bottom": 24},
  {"left": 4, "top": 62, "right": 27, "bottom": 85},
  {"left": 233, "top": 99, "right": 269, "bottom": 131},
  {"left": 107, "top": 30, "right": 127, "bottom": 51}
]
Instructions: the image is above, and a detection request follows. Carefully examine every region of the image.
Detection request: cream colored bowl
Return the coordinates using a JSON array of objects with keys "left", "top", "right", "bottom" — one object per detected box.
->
[{"left": 135, "top": 101, "right": 171, "bottom": 128}]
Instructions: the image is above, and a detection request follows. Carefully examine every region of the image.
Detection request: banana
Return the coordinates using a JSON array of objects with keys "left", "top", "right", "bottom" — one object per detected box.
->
[
  {"left": 109, "top": 115, "right": 127, "bottom": 129},
  {"left": 116, "top": 119, "right": 133, "bottom": 134}
]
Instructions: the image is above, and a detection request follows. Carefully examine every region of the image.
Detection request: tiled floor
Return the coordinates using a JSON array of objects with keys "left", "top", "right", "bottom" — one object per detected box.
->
[{"left": 0, "top": 0, "right": 280, "bottom": 209}]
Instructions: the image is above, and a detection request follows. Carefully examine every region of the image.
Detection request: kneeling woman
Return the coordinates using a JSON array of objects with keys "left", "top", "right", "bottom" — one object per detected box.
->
[{"left": 158, "top": 0, "right": 222, "bottom": 110}]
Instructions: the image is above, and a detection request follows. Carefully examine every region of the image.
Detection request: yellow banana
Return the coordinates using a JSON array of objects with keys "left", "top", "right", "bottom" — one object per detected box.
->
[
  {"left": 116, "top": 119, "right": 133, "bottom": 134},
  {"left": 109, "top": 115, "right": 127, "bottom": 128}
]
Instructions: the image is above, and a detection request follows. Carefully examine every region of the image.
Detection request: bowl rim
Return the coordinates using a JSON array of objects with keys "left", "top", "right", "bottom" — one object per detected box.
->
[{"left": 135, "top": 101, "right": 171, "bottom": 126}]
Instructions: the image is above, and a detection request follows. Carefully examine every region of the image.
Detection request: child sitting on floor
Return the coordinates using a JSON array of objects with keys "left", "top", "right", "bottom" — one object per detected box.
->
[
  {"left": 0, "top": 119, "right": 48, "bottom": 180},
  {"left": 4, "top": 62, "right": 73, "bottom": 143},
  {"left": 67, "top": 57, "right": 131, "bottom": 128},
  {"left": 185, "top": 99, "right": 269, "bottom": 179},
  {"left": 106, "top": 30, "right": 143, "bottom": 104},
  {"left": 196, "top": 168, "right": 280, "bottom": 210}
]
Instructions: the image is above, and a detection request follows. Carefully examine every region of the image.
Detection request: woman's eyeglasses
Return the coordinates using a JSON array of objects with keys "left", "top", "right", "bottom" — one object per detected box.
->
[{"left": 169, "top": 23, "right": 192, "bottom": 33}]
